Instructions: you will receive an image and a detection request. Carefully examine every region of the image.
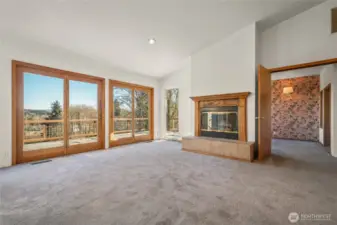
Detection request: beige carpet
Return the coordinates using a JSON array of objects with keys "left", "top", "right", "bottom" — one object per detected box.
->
[{"left": 0, "top": 140, "right": 336, "bottom": 225}]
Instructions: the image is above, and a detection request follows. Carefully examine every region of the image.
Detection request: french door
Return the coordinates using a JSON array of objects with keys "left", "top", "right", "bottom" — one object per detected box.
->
[
  {"left": 13, "top": 61, "right": 105, "bottom": 164},
  {"left": 109, "top": 80, "right": 154, "bottom": 147}
]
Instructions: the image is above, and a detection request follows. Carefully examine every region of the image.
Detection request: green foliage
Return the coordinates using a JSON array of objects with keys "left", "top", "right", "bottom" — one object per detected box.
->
[
  {"left": 113, "top": 89, "right": 149, "bottom": 118},
  {"left": 48, "top": 100, "right": 62, "bottom": 120},
  {"left": 135, "top": 91, "right": 149, "bottom": 118},
  {"left": 113, "top": 88, "right": 150, "bottom": 132},
  {"left": 167, "top": 89, "right": 179, "bottom": 131},
  {"left": 167, "top": 89, "right": 178, "bottom": 119},
  {"left": 114, "top": 99, "right": 121, "bottom": 116}
]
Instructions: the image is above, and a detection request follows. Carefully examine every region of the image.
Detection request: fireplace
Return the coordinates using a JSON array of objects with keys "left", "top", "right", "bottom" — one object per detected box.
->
[
  {"left": 191, "top": 92, "right": 250, "bottom": 142},
  {"left": 200, "top": 106, "right": 238, "bottom": 140},
  {"left": 186, "top": 92, "right": 253, "bottom": 162}
]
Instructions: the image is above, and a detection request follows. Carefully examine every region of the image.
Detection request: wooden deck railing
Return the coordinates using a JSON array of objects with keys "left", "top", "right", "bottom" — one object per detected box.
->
[
  {"left": 24, "top": 118, "right": 150, "bottom": 143},
  {"left": 113, "top": 117, "right": 149, "bottom": 134},
  {"left": 24, "top": 119, "right": 98, "bottom": 143}
]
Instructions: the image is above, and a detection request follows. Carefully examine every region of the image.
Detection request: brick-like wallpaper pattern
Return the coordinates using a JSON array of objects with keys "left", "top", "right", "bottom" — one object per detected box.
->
[{"left": 272, "top": 76, "right": 320, "bottom": 141}]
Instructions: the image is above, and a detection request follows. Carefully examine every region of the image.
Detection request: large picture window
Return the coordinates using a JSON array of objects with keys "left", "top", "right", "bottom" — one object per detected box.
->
[{"left": 166, "top": 89, "right": 179, "bottom": 132}]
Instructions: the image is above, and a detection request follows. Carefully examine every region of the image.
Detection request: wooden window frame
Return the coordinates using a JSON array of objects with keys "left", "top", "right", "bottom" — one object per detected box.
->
[
  {"left": 109, "top": 80, "right": 154, "bottom": 148},
  {"left": 12, "top": 60, "right": 105, "bottom": 165}
]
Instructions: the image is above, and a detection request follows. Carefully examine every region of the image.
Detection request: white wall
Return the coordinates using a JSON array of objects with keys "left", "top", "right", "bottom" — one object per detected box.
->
[
  {"left": 319, "top": 65, "right": 337, "bottom": 156},
  {"left": 320, "top": 66, "right": 334, "bottom": 90},
  {"left": 159, "top": 59, "right": 193, "bottom": 137},
  {"left": 0, "top": 36, "right": 160, "bottom": 168},
  {"left": 261, "top": 0, "right": 337, "bottom": 68},
  {"left": 191, "top": 24, "right": 257, "bottom": 142}
]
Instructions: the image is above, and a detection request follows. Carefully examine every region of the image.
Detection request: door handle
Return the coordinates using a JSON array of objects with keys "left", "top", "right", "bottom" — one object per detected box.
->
[{"left": 255, "top": 117, "right": 265, "bottom": 119}]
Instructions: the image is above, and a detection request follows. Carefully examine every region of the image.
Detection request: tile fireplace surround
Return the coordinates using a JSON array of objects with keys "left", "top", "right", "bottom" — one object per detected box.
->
[{"left": 183, "top": 92, "right": 254, "bottom": 162}]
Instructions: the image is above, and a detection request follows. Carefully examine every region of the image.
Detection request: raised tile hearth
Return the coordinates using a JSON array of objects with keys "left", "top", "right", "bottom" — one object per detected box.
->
[
  {"left": 182, "top": 136, "right": 254, "bottom": 162},
  {"left": 184, "top": 92, "right": 255, "bottom": 161}
]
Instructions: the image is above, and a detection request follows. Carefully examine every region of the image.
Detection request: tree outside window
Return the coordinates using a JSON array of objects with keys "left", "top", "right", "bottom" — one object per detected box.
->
[{"left": 166, "top": 89, "right": 179, "bottom": 132}]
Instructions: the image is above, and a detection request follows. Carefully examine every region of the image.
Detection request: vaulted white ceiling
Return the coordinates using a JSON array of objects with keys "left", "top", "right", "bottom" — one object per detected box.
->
[{"left": 0, "top": 0, "right": 325, "bottom": 77}]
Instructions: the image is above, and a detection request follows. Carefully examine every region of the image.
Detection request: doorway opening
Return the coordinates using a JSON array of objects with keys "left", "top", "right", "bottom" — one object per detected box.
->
[
  {"left": 271, "top": 75, "right": 320, "bottom": 142},
  {"left": 257, "top": 58, "right": 337, "bottom": 160}
]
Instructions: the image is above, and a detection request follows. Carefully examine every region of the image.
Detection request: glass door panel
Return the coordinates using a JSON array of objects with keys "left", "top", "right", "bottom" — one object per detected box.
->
[
  {"left": 109, "top": 80, "right": 153, "bottom": 147},
  {"left": 134, "top": 90, "right": 150, "bottom": 137},
  {"left": 112, "top": 87, "right": 133, "bottom": 141},
  {"left": 23, "top": 72, "right": 64, "bottom": 151},
  {"left": 68, "top": 80, "right": 98, "bottom": 146}
]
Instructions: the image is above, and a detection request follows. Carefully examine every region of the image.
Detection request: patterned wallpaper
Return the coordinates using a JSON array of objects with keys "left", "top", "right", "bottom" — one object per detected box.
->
[{"left": 271, "top": 76, "right": 320, "bottom": 141}]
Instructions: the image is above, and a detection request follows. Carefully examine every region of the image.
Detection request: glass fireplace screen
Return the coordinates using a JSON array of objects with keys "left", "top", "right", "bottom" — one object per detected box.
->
[{"left": 201, "top": 108, "right": 238, "bottom": 134}]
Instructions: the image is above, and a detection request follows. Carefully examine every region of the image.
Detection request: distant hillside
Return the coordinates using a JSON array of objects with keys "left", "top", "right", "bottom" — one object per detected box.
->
[{"left": 24, "top": 109, "right": 49, "bottom": 116}]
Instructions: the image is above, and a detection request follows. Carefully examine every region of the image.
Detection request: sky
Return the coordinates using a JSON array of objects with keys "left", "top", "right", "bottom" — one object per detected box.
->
[
  {"left": 24, "top": 73, "right": 98, "bottom": 110},
  {"left": 113, "top": 87, "right": 132, "bottom": 111}
]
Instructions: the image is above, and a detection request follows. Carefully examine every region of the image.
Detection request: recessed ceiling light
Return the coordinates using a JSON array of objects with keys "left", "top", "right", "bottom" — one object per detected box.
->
[{"left": 148, "top": 38, "right": 156, "bottom": 45}]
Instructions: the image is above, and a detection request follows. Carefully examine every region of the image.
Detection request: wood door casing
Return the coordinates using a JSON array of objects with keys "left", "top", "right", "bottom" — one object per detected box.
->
[
  {"left": 258, "top": 65, "right": 272, "bottom": 160},
  {"left": 323, "top": 84, "right": 331, "bottom": 148},
  {"left": 109, "top": 80, "right": 154, "bottom": 147},
  {"left": 12, "top": 60, "right": 105, "bottom": 164}
]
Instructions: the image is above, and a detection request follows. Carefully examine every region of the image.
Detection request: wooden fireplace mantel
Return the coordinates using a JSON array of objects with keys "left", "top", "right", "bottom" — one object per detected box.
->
[
  {"left": 190, "top": 92, "right": 250, "bottom": 102},
  {"left": 190, "top": 92, "right": 250, "bottom": 142}
]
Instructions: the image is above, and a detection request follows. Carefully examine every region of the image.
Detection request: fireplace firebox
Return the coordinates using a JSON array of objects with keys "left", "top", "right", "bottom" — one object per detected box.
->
[{"left": 200, "top": 106, "right": 238, "bottom": 140}]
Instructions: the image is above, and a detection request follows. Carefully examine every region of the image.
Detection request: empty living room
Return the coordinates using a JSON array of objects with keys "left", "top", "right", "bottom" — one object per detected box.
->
[{"left": 1, "top": 0, "right": 337, "bottom": 224}]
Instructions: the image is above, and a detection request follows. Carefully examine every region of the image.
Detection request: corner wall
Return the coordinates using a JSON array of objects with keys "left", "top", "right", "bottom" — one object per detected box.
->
[
  {"left": 0, "top": 36, "right": 160, "bottom": 168},
  {"left": 191, "top": 24, "right": 257, "bottom": 142}
]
